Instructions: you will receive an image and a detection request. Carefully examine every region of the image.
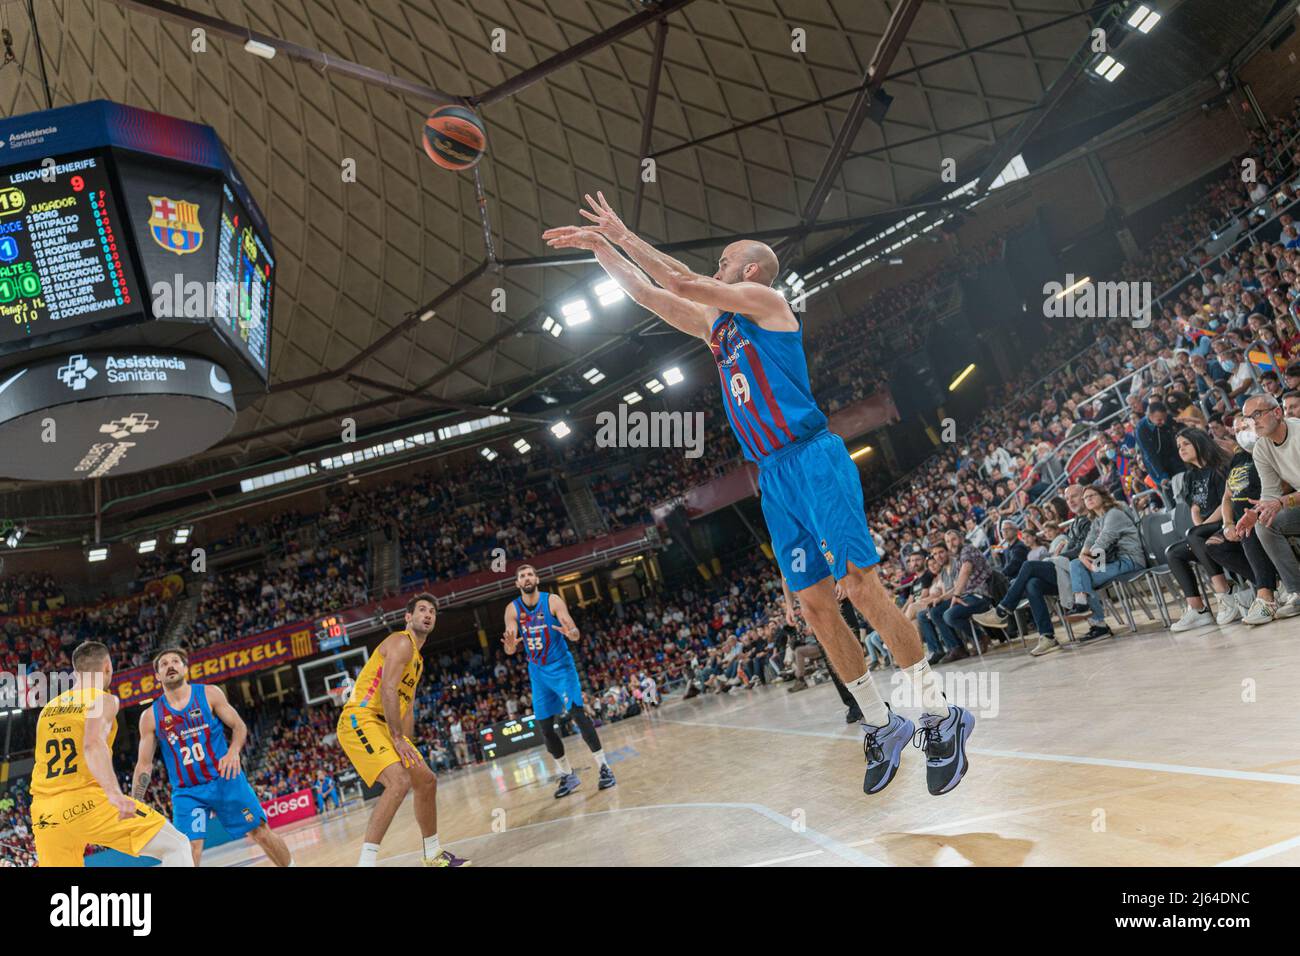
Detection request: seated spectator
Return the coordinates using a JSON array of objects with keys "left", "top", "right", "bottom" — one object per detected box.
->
[
  {"left": 1236, "top": 394, "right": 1300, "bottom": 617},
  {"left": 1166, "top": 427, "right": 1234, "bottom": 630},
  {"left": 1064, "top": 484, "right": 1147, "bottom": 643}
]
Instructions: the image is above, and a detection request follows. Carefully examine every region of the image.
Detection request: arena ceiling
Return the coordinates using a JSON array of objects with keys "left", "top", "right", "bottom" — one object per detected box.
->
[{"left": 0, "top": 0, "right": 1283, "bottom": 534}]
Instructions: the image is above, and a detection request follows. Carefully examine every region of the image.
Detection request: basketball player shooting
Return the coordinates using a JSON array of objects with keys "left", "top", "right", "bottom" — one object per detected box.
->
[
  {"left": 503, "top": 564, "right": 616, "bottom": 797},
  {"left": 544, "top": 194, "right": 974, "bottom": 797}
]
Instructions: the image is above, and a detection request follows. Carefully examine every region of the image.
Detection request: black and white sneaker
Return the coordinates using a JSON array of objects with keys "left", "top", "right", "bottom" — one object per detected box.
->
[
  {"left": 914, "top": 705, "right": 976, "bottom": 795},
  {"left": 598, "top": 765, "right": 616, "bottom": 790}
]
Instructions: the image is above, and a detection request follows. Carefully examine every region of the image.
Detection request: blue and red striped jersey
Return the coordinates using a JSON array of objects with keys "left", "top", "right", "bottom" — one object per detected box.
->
[
  {"left": 152, "top": 684, "right": 229, "bottom": 789},
  {"left": 513, "top": 592, "right": 573, "bottom": 670},
  {"left": 708, "top": 310, "right": 828, "bottom": 465}
]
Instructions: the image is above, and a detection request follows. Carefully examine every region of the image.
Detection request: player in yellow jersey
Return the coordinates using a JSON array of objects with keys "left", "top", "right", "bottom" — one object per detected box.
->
[
  {"left": 29, "top": 641, "right": 193, "bottom": 867},
  {"left": 337, "top": 592, "right": 468, "bottom": 867}
]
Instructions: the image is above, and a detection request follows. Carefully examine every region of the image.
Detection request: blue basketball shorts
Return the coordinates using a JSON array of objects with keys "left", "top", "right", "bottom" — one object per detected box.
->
[
  {"left": 172, "top": 773, "right": 268, "bottom": 841},
  {"left": 528, "top": 663, "right": 585, "bottom": 720},
  {"left": 758, "top": 429, "right": 881, "bottom": 592}
]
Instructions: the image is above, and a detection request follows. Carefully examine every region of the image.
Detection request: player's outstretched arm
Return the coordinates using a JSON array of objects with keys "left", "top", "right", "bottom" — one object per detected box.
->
[
  {"left": 579, "top": 191, "right": 695, "bottom": 287},
  {"left": 132, "top": 706, "right": 157, "bottom": 801},
  {"left": 661, "top": 271, "right": 797, "bottom": 332},
  {"left": 206, "top": 685, "right": 247, "bottom": 779},
  {"left": 550, "top": 593, "right": 581, "bottom": 642},
  {"left": 544, "top": 226, "right": 715, "bottom": 340}
]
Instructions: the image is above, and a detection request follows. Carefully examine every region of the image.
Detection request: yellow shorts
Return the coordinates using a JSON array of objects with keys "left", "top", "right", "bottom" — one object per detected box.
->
[
  {"left": 31, "top": 788, "right": 166, "bottom": 867},
  {"left": 338, "top": 710, "right": 424, "bottom": 787}
]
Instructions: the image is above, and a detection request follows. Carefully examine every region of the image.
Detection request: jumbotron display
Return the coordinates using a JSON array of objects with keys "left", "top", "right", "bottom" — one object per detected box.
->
[
  {"left": 0, "top": 152, "right": 138, "bottom": 342},
  {"left": 0, "top": 100, "right": 276, "bottom": 481}
]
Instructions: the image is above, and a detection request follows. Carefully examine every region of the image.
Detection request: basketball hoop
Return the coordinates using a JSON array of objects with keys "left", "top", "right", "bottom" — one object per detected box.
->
[{"left": 327, "top": 677, "right": 353, "bottom": 708}]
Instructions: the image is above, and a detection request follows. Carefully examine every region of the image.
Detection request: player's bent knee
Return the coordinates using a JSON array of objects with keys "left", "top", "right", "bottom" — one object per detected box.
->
[{"left": 377, "top": 764, "right": 411, "bottom": 796}]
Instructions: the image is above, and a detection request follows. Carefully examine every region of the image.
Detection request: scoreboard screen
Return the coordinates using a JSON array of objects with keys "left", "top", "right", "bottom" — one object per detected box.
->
[
  {"left": 479, "top": 714, "right": 541, "bottom": 760},
  {"left": 215, "top": 181, "right": 273, "bottom": 373},
  {"left": 0, "top": 152, "right": 139, "bottom": 345},
  {"left": 314, "top": 614, "right": 350, "bottom": 652},
  {"left": 0, "top": 101, "right": 277, "bottom": 396}
]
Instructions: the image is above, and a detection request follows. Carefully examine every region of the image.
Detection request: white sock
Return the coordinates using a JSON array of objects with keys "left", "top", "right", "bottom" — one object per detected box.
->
[
  {"left": 902, "top": 657, "right": 950, "bottom": 718},
  {"left": 556, "top": 755, "right": 572, "bottom": 775},
  {"left": 423, "top": 834, "right": 441, "bottom": 860},
  {"left": 358, "top": 842, "right": 380, "bottom": 867},
  {"left": 591, "top": 750, "right": 608, "bottom": 769},
  {"left": 846, "top": 671, "right": 890, "bottom": 728}
]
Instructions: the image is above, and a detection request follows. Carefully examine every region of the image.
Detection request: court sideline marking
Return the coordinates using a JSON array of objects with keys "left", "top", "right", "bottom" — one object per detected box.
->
[{"left": 382, "top": 801, "right": 886, "bottom": 867}]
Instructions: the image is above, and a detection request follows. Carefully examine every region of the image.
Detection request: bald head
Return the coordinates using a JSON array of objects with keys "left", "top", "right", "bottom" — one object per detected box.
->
[{"left": 717, "top": 240, "right": 780, "bottom": 286}]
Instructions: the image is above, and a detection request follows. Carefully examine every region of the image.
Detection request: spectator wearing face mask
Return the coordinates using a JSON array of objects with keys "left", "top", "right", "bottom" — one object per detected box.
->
[{"left": 1235, "top": 394, "right": 1300, "bottom": 619}]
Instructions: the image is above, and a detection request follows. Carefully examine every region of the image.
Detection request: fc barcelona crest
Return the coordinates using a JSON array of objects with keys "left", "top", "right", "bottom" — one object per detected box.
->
[{"left": 148, "top": 195, "right": 203, "bottom": 255}]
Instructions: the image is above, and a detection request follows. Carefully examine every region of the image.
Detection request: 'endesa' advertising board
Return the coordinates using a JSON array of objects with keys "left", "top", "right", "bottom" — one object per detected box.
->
[{"left": 262, "top": 788, "right": 316, "bottom": 829}]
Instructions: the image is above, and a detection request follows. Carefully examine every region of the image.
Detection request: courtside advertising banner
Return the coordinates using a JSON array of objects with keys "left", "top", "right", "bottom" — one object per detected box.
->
[{"left": 262, "top": 788, "right": 316, "bottom": 829}]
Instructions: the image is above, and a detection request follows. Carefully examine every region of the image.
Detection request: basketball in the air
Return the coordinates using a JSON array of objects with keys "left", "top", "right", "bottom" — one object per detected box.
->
[{"left": 423, "top": 105, "right": 488, "bottom": 170}]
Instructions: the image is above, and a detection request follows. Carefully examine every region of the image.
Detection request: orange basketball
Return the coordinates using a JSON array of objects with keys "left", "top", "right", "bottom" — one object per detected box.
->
[{"left": 423, "top": 105, "right": 487, "bottom": 171}]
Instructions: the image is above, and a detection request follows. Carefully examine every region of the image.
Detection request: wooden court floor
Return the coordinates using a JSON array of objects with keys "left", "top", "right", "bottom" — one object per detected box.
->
[{"left": 205, "top": 615, "right": 1300, "bottom": 867}]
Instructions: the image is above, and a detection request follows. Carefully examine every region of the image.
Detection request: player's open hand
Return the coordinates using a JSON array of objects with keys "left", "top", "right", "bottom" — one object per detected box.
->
[
  {"left": 542, "top": 225, "right": 603, "bottom": 251},
  {"left": 579, "top": 191, "right": 630, "bottom": 242},
  {"left": 218, "top": 748, "right": 241, "bottom": 780},
  {"left": 110, "top": 793, "right": 137, "bottom": 820}
]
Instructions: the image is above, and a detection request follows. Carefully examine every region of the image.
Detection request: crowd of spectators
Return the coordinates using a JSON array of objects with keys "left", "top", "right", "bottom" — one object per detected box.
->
[
  {"left": 0, "top": 572, "right": 63, "bottom": 614},
  {"left": 7, "top": 100, "right": 1300, "bottom": 865}
]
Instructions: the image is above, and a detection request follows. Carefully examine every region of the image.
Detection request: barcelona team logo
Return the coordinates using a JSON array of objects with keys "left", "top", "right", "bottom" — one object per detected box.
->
[
  {"left": 820, "top": 538, "right": 835, "bottom": 566},
  {"left": 148, "top": 195, "right": 203, "bottom": 255}
]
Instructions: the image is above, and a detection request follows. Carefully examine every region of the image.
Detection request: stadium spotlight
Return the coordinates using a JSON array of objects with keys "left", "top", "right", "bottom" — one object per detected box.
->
[
  {"left": 1055, "top": 275, "right": 1091, "bottom": 299},
  {"left": 541, "top": 315, "right": 563, "bottom": 337},
  {"left": 513, "top": 438, "right": 532, "bottom": 454},
  {"left": 480, "top": 447, "right": 499, "bottom": 461},
  {"left": 561, "top": 298, "right": 591, "bottom": 327},
  {"left": 243, "top": 38, "right": 278, "bottom": 59},
  {"left": 1126, "top": 3, "right": 1161, "bottom": 32},
  {"left": 582, "top": 367, "right": 606, "bottom": 385},
  {"left": 593, "top": 278, "right": 625, "bottom": 306},
  {"left": 137, "top": 538, "right": 157, "bottom": 555},
  {"left": 172, "top": 527, "right": 192, "bottom": 545},
  {"left": 550, "top": 421, "right": 571, "bottom": 439},
  {"left": 949, "top": 363, "right": 977, "bottom": 391},
  {"left": 850, "top": 445, "right": 873, "bottom": 460},
  {"left": 645, "top": 378, "right": 664, "bottom": 394},
  {"left": 4, "top": 522, "right": 26, "bottom": 549},
  {"left": 87, "top": 546, "right": 110, "bottom": 563},
  {"left": 1091, "top": 55, "right": 1125, "bottom": 82},
  {"left": 662, "top": 366, "right": 684, "bottom": 386},
  {"left": 623, "top": 391, "right": 643, "bottom": 405}
]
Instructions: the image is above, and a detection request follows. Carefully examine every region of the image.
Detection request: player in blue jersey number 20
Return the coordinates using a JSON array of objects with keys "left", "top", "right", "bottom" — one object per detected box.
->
[{"left": 545, "top": 193, "right": 974, "bottom": 797}]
